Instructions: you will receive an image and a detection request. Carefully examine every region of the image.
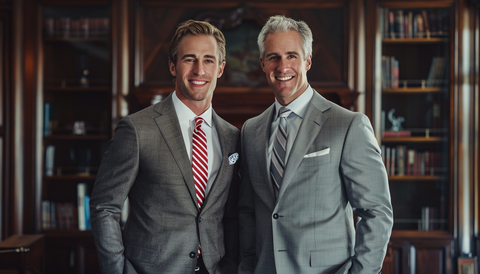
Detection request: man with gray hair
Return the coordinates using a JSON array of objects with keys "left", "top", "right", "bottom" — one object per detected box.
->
[{"left": 238, "top": 15, "right": 393, "bottom": 273}]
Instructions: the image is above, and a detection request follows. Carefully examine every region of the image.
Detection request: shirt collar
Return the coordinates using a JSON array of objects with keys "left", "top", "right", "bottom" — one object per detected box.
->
[
  {"left": 274, "top": 85, "right": 313, "bottom": 120},
  {"left": 172, "top": 91, "right": 213, "bottom": 128}
]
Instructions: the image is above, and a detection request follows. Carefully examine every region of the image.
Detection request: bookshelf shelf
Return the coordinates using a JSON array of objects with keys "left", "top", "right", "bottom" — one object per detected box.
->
[
  {"left": 382, "top": 136, "right": 446, "bottom": 143},
  {"left": 44, "top": 174, "right": 96, "bottom": 180},
  {"left": 388, "top": 175, "right": 445, "bottom": 181},
  {"left": 383, "top": 87, "right": 446, "bottom": 93},
  {"left": 44, "top": 86, "right": 110, "bottom": 92},
  {"left": 43, "top": 230, "right": 93, "bottom": 238},
  {"left": 382, "top": 37, "right": 448, "bottom": 44},
  {"left": 43, "top": 37, "right": 109, "bottom": 42},
  {"left": 44, "top": 134, "right": 109, "bottom": 141}
]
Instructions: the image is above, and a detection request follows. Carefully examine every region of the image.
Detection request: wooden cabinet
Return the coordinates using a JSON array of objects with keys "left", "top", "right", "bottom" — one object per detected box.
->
[
  {"left": 367, "top": 1, "right": 457, "bottom": 273},
  {"left": 38, "top": 4, "right": 112, "bottom": 273}
]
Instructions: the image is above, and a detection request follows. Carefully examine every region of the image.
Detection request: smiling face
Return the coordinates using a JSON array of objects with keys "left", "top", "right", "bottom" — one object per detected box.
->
[
  {"left": 169, "top": 34, "right": 225, "bottom": 114},
  {"left": 260, "top": 30, "right": 312, "bottom": 106}
]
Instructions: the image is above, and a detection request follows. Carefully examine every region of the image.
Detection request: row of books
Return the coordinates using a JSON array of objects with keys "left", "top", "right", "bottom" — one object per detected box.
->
[
  {"left": 41, "top": 183, "right": 91, "bottom": 231},
  {"left": 381, "top": 55, "right": 399, "bottom": 89},
  {"left": 43, "top": 17, "right": 109, "bottom": 38},
  {"left": 42, "top": 183, "right": 130, "bottom": 231},
  {"left": 381, "top": 145, "right": 445, "bottom": 176},
  {"left": 381, "top": 55, "right": 447, "bottom": 89},
  {"left": 382, "top": 8, "right": 448, "bottom": 39},
  {"left": 425, "top": 56, "right": 447, "bottom": 88}
]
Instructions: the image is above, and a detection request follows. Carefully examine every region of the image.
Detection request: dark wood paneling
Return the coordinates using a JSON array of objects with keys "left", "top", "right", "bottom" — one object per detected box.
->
[{"left": 131, "top": 0, "right": 359, "bottom": 123}]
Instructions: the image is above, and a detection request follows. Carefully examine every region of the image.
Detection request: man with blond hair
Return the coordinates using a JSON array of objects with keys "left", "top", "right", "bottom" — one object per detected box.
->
[{"left": 91, "top": 20, "right": 240, "bottom": 274}]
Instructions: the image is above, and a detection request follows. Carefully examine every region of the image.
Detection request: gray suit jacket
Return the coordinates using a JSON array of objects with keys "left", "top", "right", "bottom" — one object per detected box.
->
[
  {"left": 238, "top": 91, "right": 393, "bottom": 274},
  {"left": 90, "top": 94, "right": 240, "bottom": 274}
]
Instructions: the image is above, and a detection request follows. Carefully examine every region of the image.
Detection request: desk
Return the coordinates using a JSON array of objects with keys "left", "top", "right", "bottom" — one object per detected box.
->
[{"left": 0, "top": 235, "right": 45, "bottom": 274}]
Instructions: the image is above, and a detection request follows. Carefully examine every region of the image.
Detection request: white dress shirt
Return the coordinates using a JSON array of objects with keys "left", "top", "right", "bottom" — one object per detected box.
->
[
  {"left": 172, "top": 91, "right": 222, "bottom": 197},
  {"left": 268, "top": 85, "right": 314, "bottom": 163}
]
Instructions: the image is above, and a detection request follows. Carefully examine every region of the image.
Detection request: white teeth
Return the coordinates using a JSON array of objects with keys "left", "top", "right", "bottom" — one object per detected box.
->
[
  {"left": 276, "top": 76, "right": 293, "bottom": 81},
  {"left": 191, "top": 81, "right": 207, "bottom": 85}
]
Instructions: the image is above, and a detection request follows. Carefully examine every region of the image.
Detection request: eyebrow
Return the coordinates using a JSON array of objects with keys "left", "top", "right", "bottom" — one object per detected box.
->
[
  {"left": 180, "top": 54, "right": 217, "bottom": 60},
  {"left": 265, "top": 51, "right": 300, "bottom": 58}
]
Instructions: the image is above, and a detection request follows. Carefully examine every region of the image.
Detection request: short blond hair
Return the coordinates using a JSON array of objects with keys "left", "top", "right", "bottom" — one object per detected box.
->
[{"left": 169, "top": 19, "right": 226, "bottom": 64}]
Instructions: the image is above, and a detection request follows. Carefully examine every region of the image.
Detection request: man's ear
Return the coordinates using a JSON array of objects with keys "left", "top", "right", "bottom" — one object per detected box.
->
[
  {"left": 169, "top": 59, "right": 177, "bottom": 76},
  {"left": 260, "top": 57, "right": 266, "bottom": 73},
  {"left": 217, "top": 61, "right": 226, "bottom": 78},
  {"left": 306, "top": 55, "right": 312, "bottom": 71}
]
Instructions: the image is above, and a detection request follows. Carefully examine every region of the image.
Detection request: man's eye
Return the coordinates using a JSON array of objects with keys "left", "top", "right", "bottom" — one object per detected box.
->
[
  {"left": 269, "top": 56, "right": 278, "bottom": 60},
  {"left": 288, "top": 55, "right": 297, "bottom": 59}
]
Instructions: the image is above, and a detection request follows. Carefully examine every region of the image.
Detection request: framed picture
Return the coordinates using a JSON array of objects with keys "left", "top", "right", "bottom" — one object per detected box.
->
[{"left": 458, "top": 257, "right": 478, "bottom": 274}]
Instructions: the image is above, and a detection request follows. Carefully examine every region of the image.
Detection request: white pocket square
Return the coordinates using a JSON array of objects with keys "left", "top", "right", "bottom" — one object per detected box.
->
[
  {"left": 304, "top": 148, "right": 330, "bottom": 158},
  {"left": 228, "top": 153, "right": 239, "bottom": 165}
]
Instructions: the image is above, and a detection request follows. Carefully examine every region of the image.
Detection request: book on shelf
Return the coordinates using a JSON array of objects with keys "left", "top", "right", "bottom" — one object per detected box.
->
[
  {"left": 385, "top": 147, "right": 391, "bottom": 175},
  {"left": 77, "top": 182, "right": 90, "bottom": 231},
  {"left": 388, "top": 11, "right": 395, "bottom": 38},
  {"left": 390, "top": 147, "right": 396, "bottom": 176},
  {"left": 394, "top": 10, "right": 404, "bottom": 38},
  {"left": 45, "top": 145, "right": 55, "bottom": 176},
  {"left": 420, "top": 206, "right": 437, "bottom": 231},
  {"left": 426, "top": 57, "right": 446, "bottom": 87},
  {"left": 396, "top": 145, "right": 407, "bottom": 176},
  {"left": 42, "top": 200, "right": 58, "bottom": 230}
]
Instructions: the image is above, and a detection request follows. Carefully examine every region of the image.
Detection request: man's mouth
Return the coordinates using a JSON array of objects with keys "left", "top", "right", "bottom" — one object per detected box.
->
[
  {"left": 276, "top": 76, "right": 294, "bottom": 81},
  {"left": 190, "top": 80, "right": 207, "bottom": 85}
]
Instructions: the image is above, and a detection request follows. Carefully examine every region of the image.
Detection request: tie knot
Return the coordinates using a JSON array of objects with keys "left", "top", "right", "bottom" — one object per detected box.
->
[
  {"left": 278, "top": 107, "right": 292, "bottom": 119},
  {"left": 194, "top": 117, "right": 204, "bottom": 129}
]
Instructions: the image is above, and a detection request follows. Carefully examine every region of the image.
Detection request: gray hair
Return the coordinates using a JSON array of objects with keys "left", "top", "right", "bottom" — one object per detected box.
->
[{"left": 257, "top": 15, "right": 313, "bottom": 61}]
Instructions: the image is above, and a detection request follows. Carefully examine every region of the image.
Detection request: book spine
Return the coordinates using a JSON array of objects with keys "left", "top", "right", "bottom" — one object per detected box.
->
[{"left": 77, "top": 183, "right": 87, "bottom": 231}]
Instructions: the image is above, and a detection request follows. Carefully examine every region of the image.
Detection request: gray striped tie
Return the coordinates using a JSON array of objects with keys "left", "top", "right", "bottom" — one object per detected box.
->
[{"left": 270, "top": 107, "right": 292, "bottom": 193}]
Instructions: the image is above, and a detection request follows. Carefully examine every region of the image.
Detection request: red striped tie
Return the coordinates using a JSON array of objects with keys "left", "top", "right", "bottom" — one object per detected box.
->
[{"left": 192, "top": 117, "right": 208, "bottom": 209}]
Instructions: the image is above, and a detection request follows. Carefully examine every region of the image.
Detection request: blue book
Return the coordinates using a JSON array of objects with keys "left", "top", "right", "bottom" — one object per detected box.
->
[
  {"left": 84, "top": 195, "right": 91, "bottom": 230},
  {"left": 44, "top": 103, "right": 50, "bottom": 136}
]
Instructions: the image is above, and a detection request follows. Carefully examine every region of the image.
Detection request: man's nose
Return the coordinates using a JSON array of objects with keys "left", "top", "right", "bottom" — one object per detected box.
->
[
  {"left": 277, "top": 58, "right": 290, "bottom": 73},
  {"left": 193, "top": 61, "right": 205, "bottom": 76}
]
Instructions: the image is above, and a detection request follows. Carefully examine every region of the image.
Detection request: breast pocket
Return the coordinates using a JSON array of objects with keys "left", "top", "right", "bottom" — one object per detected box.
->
[{"left": 301, "top": 151, "right": 331, "bottom": 168}]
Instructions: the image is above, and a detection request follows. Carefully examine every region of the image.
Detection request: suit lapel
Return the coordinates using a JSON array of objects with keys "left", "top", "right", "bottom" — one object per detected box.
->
[
  {"left": 201, "top": 111, "right": 229, "bottom": 209},
  {"left": 153, "top": 95, "right": 198, "bottom": 209},
  {"left": 254, "top": 105, "right": 277, "bottom": 202},
  {"left": 277, "top": 92, "right": 331, "bottom": 201}
]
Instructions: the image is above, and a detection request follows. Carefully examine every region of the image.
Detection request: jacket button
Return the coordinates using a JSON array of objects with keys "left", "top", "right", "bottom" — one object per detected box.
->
[
  {"left": 273, "top": 213, "right": 279, "bottom": 219},
  {"left": 189, "top": 252, "right": 196, "bottom": 258}
]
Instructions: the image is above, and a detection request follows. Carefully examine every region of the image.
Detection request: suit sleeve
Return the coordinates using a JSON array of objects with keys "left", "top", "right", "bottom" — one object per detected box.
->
[
  {"left": 237, "top": 120, "right": 256, "bottom": 274},
  {"left": 341, "top": 114, "right": 393, "bottom": 273},
  {"left": 90, "top": 117, "right": 139, "bottom": 274}
]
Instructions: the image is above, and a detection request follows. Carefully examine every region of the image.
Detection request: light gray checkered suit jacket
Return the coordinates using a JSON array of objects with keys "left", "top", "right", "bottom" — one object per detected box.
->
[{"left": 238, "top": 91, "right": 393, "bottom": 274}]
